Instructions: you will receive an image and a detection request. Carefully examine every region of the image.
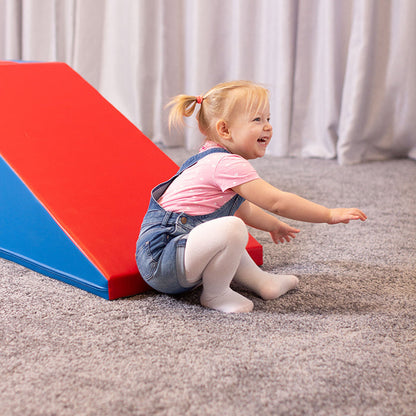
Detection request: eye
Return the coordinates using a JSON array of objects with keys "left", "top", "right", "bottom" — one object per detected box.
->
[{"left": 252, "top": 117, "right": 261, "bottom": 122}]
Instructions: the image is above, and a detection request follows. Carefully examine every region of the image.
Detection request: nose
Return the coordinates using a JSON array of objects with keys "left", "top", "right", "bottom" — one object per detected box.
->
[{"left": 264, "top": 121, "right": 272, "bottom": 131}]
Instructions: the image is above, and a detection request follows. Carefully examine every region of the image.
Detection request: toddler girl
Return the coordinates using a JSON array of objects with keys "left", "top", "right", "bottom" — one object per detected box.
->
[{"left": 136, "top": 80, "right": 367, "bottom": 313}]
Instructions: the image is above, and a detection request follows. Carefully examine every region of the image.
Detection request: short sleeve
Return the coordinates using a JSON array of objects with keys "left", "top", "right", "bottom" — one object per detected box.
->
[{"left": 213, "top": 154, "right": 259, "bottom": 192}]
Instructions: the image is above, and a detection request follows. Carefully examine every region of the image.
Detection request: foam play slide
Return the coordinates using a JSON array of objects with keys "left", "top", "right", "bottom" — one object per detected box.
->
[{"left": 0, "top": 61, "right": 263, "bottom": 299}]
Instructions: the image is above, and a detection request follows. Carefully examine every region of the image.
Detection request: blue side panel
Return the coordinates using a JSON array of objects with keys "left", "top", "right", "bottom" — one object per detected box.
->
[{"left": 0, "top": 156, "right": 109, "bottom": 298}]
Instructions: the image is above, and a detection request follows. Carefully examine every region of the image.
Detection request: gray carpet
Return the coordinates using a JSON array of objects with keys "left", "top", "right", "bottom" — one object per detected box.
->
[{"left": 1, "top": 148, "right": 415, "bottom": 416}]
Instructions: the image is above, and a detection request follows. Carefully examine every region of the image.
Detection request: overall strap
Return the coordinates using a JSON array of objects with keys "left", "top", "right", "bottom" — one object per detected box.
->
[
  {"left": 177, "top": 147, "right": 245, "bottom": 216},
  {"left": 151, "top": 147, "right": 231, "bottom": 201}
]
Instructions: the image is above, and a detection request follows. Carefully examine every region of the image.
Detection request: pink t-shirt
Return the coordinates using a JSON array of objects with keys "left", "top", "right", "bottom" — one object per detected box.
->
[{"left": 158, "top": 141, "right": 259, "bottom": 215}]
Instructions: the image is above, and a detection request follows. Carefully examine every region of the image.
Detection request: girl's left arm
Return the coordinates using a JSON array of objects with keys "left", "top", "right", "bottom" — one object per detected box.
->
[
  {"left": 233, "top": 178, "right": 367, "bottom": 224},
  {"left": 235, "top": 200, "right": 300, "bottom": 244}
]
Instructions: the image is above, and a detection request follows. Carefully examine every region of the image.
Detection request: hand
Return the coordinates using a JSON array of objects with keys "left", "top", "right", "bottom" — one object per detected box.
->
[
  {"left": 328, "top": 208, "right": 367, "bottom": 224},
  {"left": 270, "top": 221, "right": 300, "bottom": 244}
]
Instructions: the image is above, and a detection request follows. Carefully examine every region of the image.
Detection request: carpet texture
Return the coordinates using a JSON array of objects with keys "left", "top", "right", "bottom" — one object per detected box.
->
[{"left": 1, "top": 148, "right": 415, "bottom": 416}]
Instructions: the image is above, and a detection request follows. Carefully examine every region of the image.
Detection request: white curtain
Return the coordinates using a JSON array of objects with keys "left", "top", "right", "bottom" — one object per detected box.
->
[{"left": 1, "top": 0, "right": 415, "bottom": 164}]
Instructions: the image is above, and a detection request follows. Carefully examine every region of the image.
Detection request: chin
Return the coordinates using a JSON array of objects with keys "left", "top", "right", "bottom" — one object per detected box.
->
[{"left": 255, "top": 150, "right": 267, "bottom": 159}]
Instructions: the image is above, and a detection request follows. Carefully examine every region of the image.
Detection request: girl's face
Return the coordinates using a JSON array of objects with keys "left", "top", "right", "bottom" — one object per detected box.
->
[{"left": 223, "top": 102, "right": 272, "bottom": 160}]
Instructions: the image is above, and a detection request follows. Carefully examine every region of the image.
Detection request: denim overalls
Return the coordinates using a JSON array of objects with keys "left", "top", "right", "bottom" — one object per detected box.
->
[{"left": 136, "top": 148, "right": 245, "bottom": 295}]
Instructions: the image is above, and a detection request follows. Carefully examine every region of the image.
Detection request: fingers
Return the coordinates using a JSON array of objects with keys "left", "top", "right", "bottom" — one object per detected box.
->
[
  {"left": 358, "top": 210, "right": 367, "bottom": 221},
  {"left": 349, "top": 209, "right": 367, "bottom": 221},
  {"left": 273, "top": 231, "right": 299, "bottom": 244}
]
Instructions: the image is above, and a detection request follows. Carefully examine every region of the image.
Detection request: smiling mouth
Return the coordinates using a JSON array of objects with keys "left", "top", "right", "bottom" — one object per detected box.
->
[{"left": 257, "top": 137, "right": 268, "bottom": 143}]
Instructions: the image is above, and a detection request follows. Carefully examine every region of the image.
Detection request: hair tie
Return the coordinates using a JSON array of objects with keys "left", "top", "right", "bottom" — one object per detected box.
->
[{"left": 196, "top": 95, "right": 203, "bottom": 104}]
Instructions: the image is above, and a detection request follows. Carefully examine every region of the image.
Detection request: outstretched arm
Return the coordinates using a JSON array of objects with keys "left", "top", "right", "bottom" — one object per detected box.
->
[
  {"left": 233, "top": 178, "right": 367, "bottom": 224},
  {"left": 235, "top": 200, "right": 300, "bottom": 244}
]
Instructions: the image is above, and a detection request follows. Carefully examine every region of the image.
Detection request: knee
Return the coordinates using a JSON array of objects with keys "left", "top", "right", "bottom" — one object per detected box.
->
[{"left": 218, "top": 216, "right": 248, "bottom": 247}]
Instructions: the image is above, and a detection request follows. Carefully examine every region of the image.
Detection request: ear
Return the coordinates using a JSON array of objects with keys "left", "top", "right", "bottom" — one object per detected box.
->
[{"left": 216, "top": 119, "right": 232, "bottom": 140}]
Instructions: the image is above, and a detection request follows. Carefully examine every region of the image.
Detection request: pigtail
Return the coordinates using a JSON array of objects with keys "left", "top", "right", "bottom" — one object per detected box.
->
[
  {"left": 166, "top": 94, "right": 200, "bottom": 131},
  {"left": 166, "top": 81, "right": 269, "bottom": 137}
]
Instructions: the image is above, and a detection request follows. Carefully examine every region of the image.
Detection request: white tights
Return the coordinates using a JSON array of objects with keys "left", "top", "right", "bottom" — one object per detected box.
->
[{"left": 184, "top": 217, "right": 299, "bottom": 313}]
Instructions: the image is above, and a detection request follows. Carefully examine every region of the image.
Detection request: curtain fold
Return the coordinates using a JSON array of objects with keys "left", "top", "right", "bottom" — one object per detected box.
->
[
  {"left": 1, "top": 0, "right": 415, "bottom": 164},
  {"left": 338, "top": 0, "right": 416, "bottom": 164}
]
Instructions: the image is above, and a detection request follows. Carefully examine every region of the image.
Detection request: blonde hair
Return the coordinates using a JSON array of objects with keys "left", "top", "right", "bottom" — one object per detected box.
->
[{"left": 167, "top": 80, "right": 270, "bottom": 137}]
